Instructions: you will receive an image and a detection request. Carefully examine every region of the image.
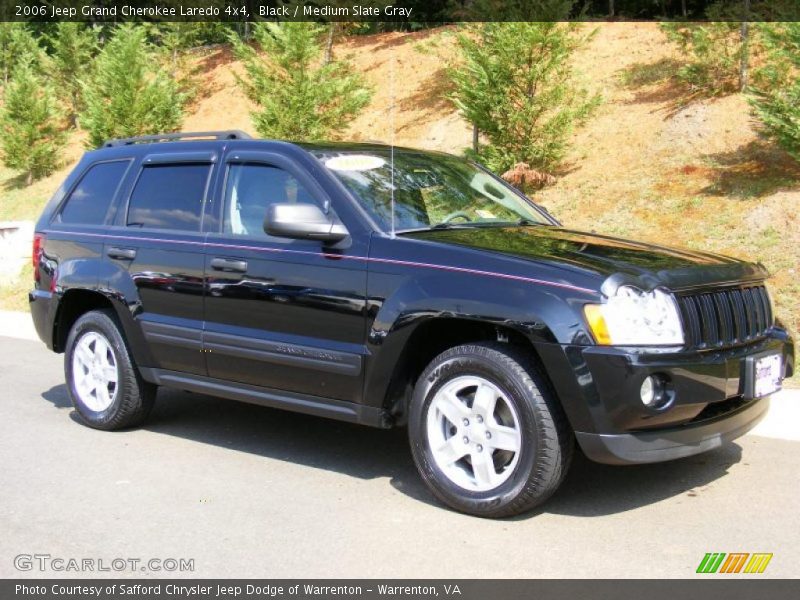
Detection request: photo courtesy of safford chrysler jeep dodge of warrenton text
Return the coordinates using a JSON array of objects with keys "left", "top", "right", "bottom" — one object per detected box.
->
[{"left": 29, "top": 131, "right": 794, "bottom": 518}]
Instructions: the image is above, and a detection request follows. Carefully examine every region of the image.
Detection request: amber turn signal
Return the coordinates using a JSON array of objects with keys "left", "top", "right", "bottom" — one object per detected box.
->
[{"left": 583, "top": 304, "right": 612, "bottom": 345}]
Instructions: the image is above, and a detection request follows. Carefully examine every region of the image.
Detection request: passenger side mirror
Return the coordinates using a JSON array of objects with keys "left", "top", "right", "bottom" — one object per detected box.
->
[{"left": 264, "top": 203, "right": 349, "bottom": 243}]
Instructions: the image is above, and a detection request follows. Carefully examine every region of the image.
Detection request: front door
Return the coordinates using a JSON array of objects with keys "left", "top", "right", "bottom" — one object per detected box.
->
[{"left": 203, "top": 152, "right": 368, "bottom": 403}]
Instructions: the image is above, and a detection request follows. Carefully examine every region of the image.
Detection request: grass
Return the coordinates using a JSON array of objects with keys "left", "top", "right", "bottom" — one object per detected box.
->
[
  {"left": 0, "top": 167, "right": 55, "bottom": 222},
  {"left": 701, "top": 141, "right": 800, "bottom": 199},
  {"left": 0, "top": 164, "right": 67, "bottom": 312},
  {"left": 618, "top": 57, "right": 681, "bottom": 88},
  {"left": 0, "top": 263, "right": 32, "bottom": 311}
]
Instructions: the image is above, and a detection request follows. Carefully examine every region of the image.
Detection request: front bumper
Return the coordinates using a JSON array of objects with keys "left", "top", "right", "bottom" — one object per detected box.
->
[
  {"left": 535, "top": 327, "right": 793, "bottom": 466},
  {"left": 575, "top": 394, "right": 770, "bottom": 465}
]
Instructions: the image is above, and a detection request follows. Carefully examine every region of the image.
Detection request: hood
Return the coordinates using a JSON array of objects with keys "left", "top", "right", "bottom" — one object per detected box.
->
[{"left": 402, "top": 226, "right": 769, "bottom": 293}]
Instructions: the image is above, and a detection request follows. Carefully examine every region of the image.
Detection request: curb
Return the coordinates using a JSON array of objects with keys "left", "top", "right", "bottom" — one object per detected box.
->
[{"left": 0, "top": 310, "right": 38, "bottom": 342}]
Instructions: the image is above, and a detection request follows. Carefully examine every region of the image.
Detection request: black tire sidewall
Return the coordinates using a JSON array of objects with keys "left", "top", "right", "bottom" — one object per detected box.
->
[
  {"left": 64, "top": 311, "right": 134, "bottom": 428},
  {"left": 409, "top": 348, "right": 543, "bottom": 517}
]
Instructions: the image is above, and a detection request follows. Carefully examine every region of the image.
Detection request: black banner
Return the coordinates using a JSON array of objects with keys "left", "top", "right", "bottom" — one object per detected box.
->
[
  {"left": 4, "top": 580, "right": 800, "bottom": 600},
  {"left": 3, "top": 0, "right": 800, "bottom": 23}
]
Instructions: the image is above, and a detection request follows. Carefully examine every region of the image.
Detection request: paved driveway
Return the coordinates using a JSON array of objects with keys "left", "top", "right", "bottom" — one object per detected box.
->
[{"left": 0, "top": 327, "right": 797, "bottom": 579}]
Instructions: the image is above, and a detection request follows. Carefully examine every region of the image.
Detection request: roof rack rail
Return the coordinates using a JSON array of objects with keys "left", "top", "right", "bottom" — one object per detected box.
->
[{"left": 102, "top": 130, "right": 253, "bottom": 148}]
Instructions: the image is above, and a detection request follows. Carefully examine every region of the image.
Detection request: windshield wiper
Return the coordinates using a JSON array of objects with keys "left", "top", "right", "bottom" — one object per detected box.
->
[
  {"left": 429, "top": 222, "right": 475, "bottom": 230},
  {"left": 458, "top": 218, "right": 547, "bottom": 228}
]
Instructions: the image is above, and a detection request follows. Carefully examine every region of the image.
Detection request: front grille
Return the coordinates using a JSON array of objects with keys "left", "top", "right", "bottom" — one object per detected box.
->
[{"left": 677, "top": 285, "right": 773, "bottom": 349}]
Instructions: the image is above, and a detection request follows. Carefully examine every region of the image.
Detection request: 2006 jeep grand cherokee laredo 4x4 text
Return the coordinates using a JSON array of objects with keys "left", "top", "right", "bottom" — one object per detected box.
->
[{"left": 30, "top": 131, "right": 794, "bottom": 517}]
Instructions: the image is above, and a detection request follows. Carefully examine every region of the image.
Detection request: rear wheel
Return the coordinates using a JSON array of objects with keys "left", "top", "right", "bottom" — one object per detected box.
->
[
  {"left": 408, "top": 342, "right": 573, "bottom": 518},
  {"left": 65, "top": 309, "right": 155, "bottom": 430}
]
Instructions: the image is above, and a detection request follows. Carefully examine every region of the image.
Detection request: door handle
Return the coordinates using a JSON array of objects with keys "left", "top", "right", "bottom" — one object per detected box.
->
[
  {"left": 107, "top": 246, "right": 137, "bottom": 260},
  {"left": 210, "top": 257, "right": 248, "bottom": 273}
]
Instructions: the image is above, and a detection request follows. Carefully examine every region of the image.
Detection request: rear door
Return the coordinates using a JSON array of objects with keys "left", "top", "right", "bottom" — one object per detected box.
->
[
  {"left": 202, "top": 149, "right": 369, "bottom": 402},
  {"left": 106, "top": 151, "right": 216, "bottom": 376}
]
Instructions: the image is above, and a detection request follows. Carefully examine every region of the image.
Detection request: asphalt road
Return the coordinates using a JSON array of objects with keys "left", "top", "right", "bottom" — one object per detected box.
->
[{"left": 1, "top": 332, "right": 798, "bottom": 579}]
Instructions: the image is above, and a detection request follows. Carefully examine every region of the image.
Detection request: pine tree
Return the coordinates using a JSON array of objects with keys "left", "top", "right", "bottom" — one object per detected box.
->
[
  {"left": 146, "top": 23, "right": 203, "bottom": 81},
  {"left": 0, "top": 24, "right": 45, "bottom": 86},
  {"left": 449, "top": 22, "right": 599, "bottom": 175},
  {"left": 81, "top": 24, "right": 185, "bottom": 148},
  {"left": 0, "top": 59, "right": 66, "bottom": 184},
  {"left": 230, "top": 22, "right": 372, "bottom": 140},
  {"left": 661, "top": 21, "right": 745, "bottom": 96},
  {"left": 750, "top": 23, "right": 800, "bottom": 161},
  {"left": 47, "top": 22, "right": 98, "bottom": 127}
]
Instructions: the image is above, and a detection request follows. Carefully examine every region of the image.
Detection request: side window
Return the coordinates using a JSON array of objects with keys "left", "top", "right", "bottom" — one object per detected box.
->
[
  {"left": 59, "top": 161, "right": 130, "bottom": 225},
  {"left": 223, "top": 163, "right": 321, "bottom": 238},
  {"left": 127, "top": 163, "right": 211, "bottom": 231}
]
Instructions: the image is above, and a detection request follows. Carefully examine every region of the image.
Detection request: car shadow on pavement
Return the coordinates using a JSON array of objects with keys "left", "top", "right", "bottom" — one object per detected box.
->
[
  {"left": 41, "top": 383, "right": 743, "bottom": 519},
  {"left": 42, "top": 385, "right": 73, "bottom": 409},
  {"left": 522, "top": 444, "right": 743, "bottom": 519}
]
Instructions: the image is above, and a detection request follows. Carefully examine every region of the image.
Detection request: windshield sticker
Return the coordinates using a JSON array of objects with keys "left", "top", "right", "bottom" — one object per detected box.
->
[{"left": 325, "top": 155, "right": 386, "bottom": 171}]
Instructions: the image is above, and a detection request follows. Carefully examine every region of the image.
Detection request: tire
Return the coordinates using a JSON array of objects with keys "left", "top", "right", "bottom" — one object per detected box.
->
[
  {"left": 64, "top": 309, "right": 156, "bottom": 430},
  {"left": 408, "top": 342, "right": 573, "bottom": 518}
]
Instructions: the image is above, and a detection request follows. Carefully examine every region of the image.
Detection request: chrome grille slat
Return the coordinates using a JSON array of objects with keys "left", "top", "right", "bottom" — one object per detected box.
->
[{"left": 677, "top": 285, "right": 772, "bottom": 350}]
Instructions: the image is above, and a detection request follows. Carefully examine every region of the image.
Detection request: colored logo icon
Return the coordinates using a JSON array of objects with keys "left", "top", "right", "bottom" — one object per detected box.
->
[{"left": 697, "top": 553, "right": 773, "bottom": 574}]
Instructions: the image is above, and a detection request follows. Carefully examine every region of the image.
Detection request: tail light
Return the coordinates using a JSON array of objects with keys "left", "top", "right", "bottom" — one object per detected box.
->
[{"left": 32, "top": 233, "right": 45, "bottom": 283}]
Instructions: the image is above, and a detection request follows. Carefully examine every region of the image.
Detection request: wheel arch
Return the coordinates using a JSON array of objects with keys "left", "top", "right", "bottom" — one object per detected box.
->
[
  {"left": 52, "top": 288, "right": 153, "bottom": 368},
  {"left": 362, "top": 269, "right": 586, "bottom": 425},
  {"left": 370, "top": 316, "right": 562, "bottom": 426},
  {"left": 53, "top": 289, "right": 115, "bottom": 352}
]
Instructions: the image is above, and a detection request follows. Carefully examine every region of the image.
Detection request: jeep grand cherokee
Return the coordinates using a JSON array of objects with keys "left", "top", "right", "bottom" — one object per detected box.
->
[{"left": 30, "top": 131, "right": 795, "bottom": 517}]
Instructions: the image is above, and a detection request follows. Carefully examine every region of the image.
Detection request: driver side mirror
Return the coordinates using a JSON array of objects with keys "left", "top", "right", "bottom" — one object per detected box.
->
[{"left": 264, "top": 203, "right": 349, "bottom": 243}]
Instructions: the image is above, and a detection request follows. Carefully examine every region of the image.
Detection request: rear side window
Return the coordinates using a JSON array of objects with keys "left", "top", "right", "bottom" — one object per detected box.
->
[
  {"left": 59, "top": 161, "right": 130, "bottom": 225},
  {"left": 127, "top": 163, "right": 211, "bottom": 231}
]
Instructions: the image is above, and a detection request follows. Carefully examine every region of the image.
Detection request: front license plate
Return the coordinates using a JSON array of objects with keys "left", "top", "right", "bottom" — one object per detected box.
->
[{"left": 753, "top": 353, "right": 783, "bottom": 398}]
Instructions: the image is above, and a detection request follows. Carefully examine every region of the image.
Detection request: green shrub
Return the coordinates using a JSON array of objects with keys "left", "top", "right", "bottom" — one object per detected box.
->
[
  {"left": 661, "top": 21, "right": 745, "bottom": 96},
  {"left": 81, "top": 24, "right": 185, "bottom": 148},
  {"left": 47, "top": 23, "right": 98, "bottom": 127},
  {"left": 750, "top": 23, "right": 800, "bottom": 161},
  {"left": 230, "top": 22, "right": 372, "bottom": 140},
  {"left": 449, "top": 22, "right": 599, "bottom": 174},
  {"left": 0, "top": 59, "right": 66, "bottom": 184}
]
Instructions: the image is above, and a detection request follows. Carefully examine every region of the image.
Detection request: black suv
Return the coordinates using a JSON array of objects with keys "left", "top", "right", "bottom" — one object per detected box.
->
[{"left": 30, "top": 131, "right": 794, "bottom": 517}]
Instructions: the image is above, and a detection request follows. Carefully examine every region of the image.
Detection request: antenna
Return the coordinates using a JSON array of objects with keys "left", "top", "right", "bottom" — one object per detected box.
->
[{"left": 390, "top": 51, "right": 396, "bottom": 238}]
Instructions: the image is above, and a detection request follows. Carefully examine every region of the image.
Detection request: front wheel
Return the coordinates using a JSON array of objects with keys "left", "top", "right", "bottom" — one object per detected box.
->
[{"left": 408, "top": 342, "right": 573, "bottom": 518}]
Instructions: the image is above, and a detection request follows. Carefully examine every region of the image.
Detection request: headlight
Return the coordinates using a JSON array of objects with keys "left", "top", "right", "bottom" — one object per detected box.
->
[{"left": 583, "top": 286, "right": 684, "bottom": 346}]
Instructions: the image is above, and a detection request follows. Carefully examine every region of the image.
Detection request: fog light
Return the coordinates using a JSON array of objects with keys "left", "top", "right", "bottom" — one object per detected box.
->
[{"left": 640, "top": 376, "right": 657, "bottom": 407}]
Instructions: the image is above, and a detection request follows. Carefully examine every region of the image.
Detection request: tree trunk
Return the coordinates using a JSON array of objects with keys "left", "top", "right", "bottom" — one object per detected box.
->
[
  {"left": 472, "top": 125, "right": 479, "bottom": 153},
  {"left": 26, "top": 171, "right": 32, "bottom": 186},
  {"left": 324, "top": 24, "right": 336, "bottom": 65},
  {"left": 608, "top": 0, "right": 614, "bottom": 18},
  {"left": 740, "top": 0, "right": 751, "bottom": 92}
]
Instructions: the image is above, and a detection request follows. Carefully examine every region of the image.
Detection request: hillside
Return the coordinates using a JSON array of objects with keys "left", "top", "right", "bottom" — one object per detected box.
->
[{"left": 1, "top": 23, "right": 798, "bottom": 339}]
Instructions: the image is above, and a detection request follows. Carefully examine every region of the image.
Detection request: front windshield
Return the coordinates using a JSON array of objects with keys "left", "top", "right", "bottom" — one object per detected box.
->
[{"left": 310, "top": 149, "right": 550, "bottom": 232}]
